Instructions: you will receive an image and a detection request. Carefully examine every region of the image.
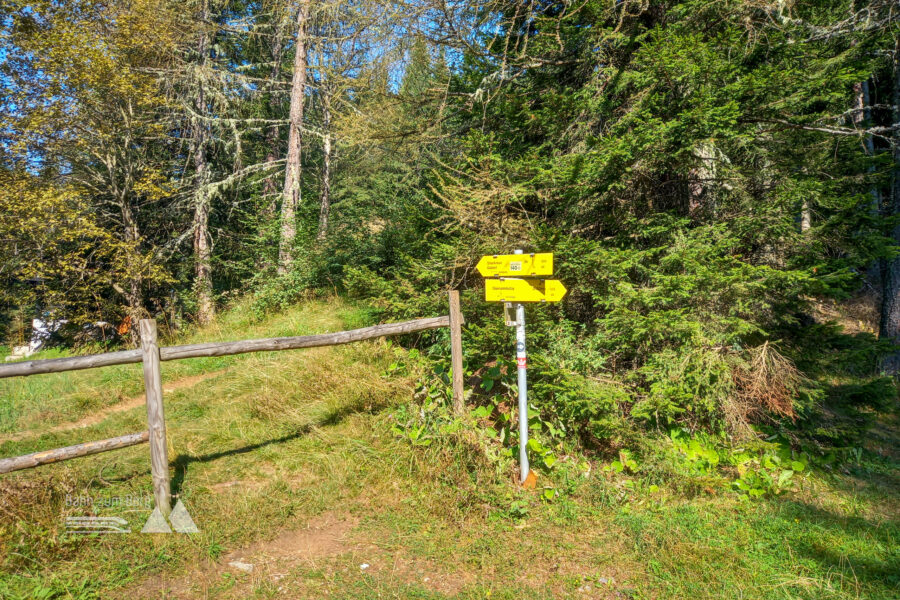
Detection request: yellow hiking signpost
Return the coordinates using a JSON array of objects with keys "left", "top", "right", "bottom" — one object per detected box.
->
[
  {"left": 476, "top": 252, "right": 554, "bottom": 277},
  {"left": 484, "top": 278, "right": 567, "bottom": 303},
  {"left": 478, "top": 250, "right": 567, "bottom": 486}
]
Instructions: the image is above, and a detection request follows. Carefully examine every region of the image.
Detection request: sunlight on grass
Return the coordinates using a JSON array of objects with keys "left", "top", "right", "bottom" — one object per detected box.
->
[{"left": 0, "top": 298, "right": 367, "bottom": 436}]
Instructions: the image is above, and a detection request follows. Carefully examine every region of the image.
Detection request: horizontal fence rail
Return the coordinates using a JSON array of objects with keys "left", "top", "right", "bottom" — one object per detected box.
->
[
  {"left": 0, "top": 316, "right": 451, "bottom": 379},
  {"left": 160, "top": 315, "right": 451, "bottom": 361},
  {"left": 0, "top": 432, "right": 149, "bottom": 474},
  {"left": 0, "top": 296, "right": 465, "bottom": 516}
]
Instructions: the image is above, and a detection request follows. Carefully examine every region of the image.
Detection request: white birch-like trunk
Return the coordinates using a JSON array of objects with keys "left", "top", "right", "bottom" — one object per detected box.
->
[
  {"left": 192, "top": 0, "right": 214, "bottom": 325},
  {"left": 800, "top": 199, "right": 811, "bottom": 232},
  {"left": 316, "top": 90, "right": 332, "bottom": 242}
]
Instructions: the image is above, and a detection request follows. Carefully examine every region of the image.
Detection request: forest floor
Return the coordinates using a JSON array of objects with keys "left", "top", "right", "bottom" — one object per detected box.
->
[{"left": 0, "top": 299, "right": 897, "bottom": 599}]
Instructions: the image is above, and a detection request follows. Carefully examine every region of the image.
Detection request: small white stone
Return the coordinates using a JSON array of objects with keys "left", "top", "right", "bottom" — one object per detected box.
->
[
  {"left": 228, "top": 560, "right": 254, "bottom": 573},
  {"left": 360, "top": 563, "right": 370, "bottom": 570}
]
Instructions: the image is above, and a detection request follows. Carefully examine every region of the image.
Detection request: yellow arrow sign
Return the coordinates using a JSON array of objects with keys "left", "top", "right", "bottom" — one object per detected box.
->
[
  {"left": 485, "top": 278, "right": 567, "bottom": 303},
  {"left": 476, "top": 253, "right": 554, "bottom": 277}
]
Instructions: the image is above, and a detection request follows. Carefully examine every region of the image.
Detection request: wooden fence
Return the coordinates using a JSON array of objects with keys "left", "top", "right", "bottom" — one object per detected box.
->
[{"left": 0, "top": 292, "right": 464, "bottom": 516}]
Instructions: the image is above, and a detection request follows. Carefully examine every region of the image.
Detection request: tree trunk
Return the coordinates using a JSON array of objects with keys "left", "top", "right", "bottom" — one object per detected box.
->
[
  {"left": 192, "top": 0, "right": 214, "bottom": 325},
  {"left": 688, "top": 141, "right": 716, "bottom": 220},
  {"left": 854, "top": 80, "right": 883, "bottom": 292},
  {"left": 856, "top": 81, "right": 881, "bottom": 179},
  {"left": 316, "top": 90, "right": 332, "bottom": 242},
  {"left": 192, "top": 192, "right": 214, "bottom": 325},
  {"left": 120, "top": 197, "right": 144, "bottom": 345},
  {"left": 278, "top": 0, "right": 311, "bottom": 275},
  {"left": 853, "top": 80, "right": 878, "bottom": 174},
  {"left": 880, "top": 38, "right": 900, "bottom": 374},
  {"left": 800, "top": 199, "right": 811, "bottom": 232}
]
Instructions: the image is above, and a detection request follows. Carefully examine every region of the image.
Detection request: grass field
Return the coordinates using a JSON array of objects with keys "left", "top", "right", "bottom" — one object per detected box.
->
[{"left": 0, "top": 299, "right": 897, "bottom": 599}]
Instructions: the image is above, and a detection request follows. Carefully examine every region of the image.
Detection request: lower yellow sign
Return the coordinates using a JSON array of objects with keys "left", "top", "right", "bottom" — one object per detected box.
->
[{"left": 485, "top": 278, "right": 567, "bottom": 303}]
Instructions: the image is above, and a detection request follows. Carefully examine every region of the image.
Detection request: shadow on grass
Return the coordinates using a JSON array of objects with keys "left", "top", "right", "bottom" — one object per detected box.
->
[
  {"left": 777, "top": 320, "right": 900, "bottom": 502},
  {"left": 616, "top": 495, "right": 899, "bottom": 598},
  {"left": 774, "top": 499, "right": 900, "bottom": 592},
  {"left": 170, "top": 393, "right": 390, "bottom": 497},
  {"left": 800, "top": 379, "right": 900, "bottom": 500}
]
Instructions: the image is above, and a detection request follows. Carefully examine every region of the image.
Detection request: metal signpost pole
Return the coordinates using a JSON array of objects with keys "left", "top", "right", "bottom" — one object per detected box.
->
[
  {"left": 513, "top": 250, "right": 530, "bottom": 483},
  {"left": 477, "top": 248, "right": 564, "bottom": 485}
]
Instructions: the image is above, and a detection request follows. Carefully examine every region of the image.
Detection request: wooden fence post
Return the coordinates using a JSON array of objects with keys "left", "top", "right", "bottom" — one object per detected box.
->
[
  {"left": 448, "top": 290, "right": 465, "bottom": 414},
  {"left": 140, "top": 319, "right": 171, "bottom": 517}
]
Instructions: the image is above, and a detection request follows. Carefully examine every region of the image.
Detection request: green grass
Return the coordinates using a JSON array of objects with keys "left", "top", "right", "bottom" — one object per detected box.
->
[
  {"left": 0, "top": 300, "right": 368, "bottom": 436},
  {"left": 1, "top": 299, "right": 897, "bottom": 599}
]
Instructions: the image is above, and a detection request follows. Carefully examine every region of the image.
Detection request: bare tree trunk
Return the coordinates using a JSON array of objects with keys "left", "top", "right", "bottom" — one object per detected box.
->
[
  {"left": 192, "top": 192, "right": 214, "bottom": 324},
  {"left": 687, "top": 141, "right": 716, "bottom": 220},
  {"left": 193, "top": 0, "right": 214, "bottom": 325},
  {"left": 854, "top": 80, "right": 884, "bottom": 292},
  {"left": 800, "top": 199, "right": 811, "bottom": 232},
  {"left": 316, "top": 89, "right": 332, "bottom": 242},
  {"left": 278, "top": 0, "right": 311, "bottom": 275},
  {"left": 120, "top": 197, "right": 144, "bottom": 345},
  {"left": 854, "top": 80, "right": 878, "bottom": 183},
  {"left": 880, "top": 38, "right": 900, "bottom": 374}
]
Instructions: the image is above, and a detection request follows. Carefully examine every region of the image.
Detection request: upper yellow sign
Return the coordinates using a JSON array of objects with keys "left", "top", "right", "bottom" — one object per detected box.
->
[
  {"left": 476, "top": 253, "right": 553, "bottom": 277},
  {"left": 485, "top": 278, "right": 567, "bottom": 303}
]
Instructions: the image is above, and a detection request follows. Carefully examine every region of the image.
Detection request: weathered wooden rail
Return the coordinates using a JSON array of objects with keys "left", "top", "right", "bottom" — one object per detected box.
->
[
  {"left": 0, "top": 315, "right": 453, "bottom": 378},
  {"left": 0, "top": 292, "right": 465, "bottom": 516}
]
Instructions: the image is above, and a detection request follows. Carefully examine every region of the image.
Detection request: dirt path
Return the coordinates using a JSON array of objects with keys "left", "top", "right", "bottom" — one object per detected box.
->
[
  {"left": 0, "top": 370, "right": 226, "bottom": 443},
  {"left": 127, "top": 511, "right": 472, "bottom": 599}
]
